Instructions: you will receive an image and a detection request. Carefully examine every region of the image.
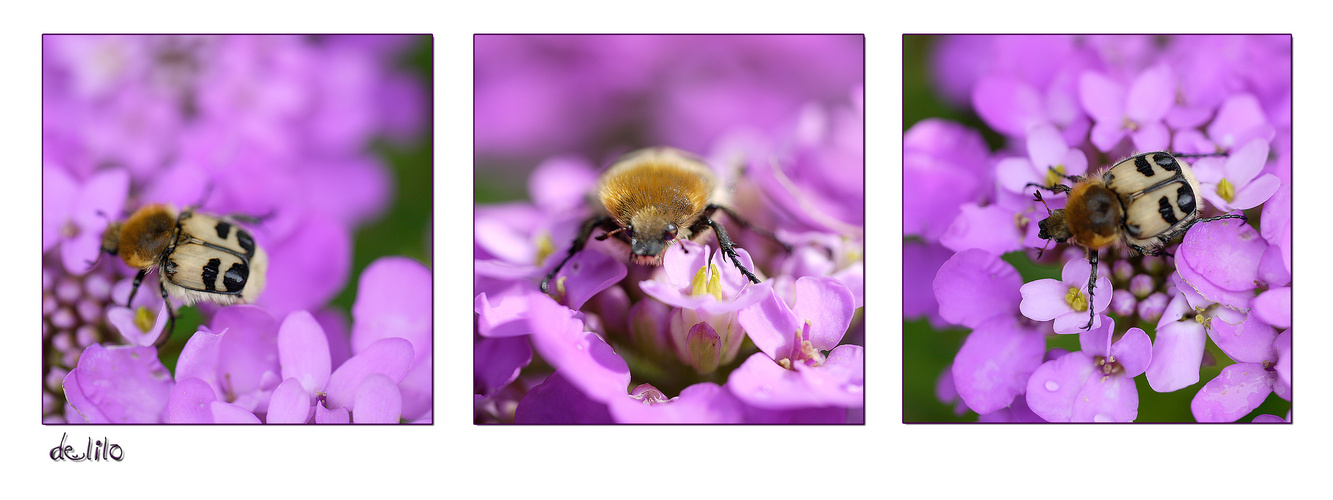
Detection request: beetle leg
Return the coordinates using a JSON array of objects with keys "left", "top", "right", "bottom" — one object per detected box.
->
[
  {"left": 152, "top": 283, "right": 176, "bottom": 348},
  {"left": 126, "top": 268, "right": 149, "bottom": 306},
  {"left": 1084, "top": 249, "right": 1098, "bottom": 330},
  {"left": 707, "top": 217, "right": 761, "bottom": 285},
  {"left": 1050, "top": 167, "right": 1085, "bottom": 183},
  {"left": 1156, "top": 212, "right": 1248, "bottom": 245},
  {"left": 224, "top": 210, "right": 276, "bottom": 227},
  {"left": 541, "top": 215, "right": 615, "bottom": 294},
  {"left": 1128, "top": 242, "right": 1163, "bottom": 257},
  {"left": 708, "top": 204, "right": 792, "bottom": 254},
  {"left": 1024, "top": 182, "right": 1072, "bottom": 195}
]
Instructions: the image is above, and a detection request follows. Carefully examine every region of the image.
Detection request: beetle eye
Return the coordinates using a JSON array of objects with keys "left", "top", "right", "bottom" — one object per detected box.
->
[{"left": 664, "top": 223, "right": 677, "bottom": 241}]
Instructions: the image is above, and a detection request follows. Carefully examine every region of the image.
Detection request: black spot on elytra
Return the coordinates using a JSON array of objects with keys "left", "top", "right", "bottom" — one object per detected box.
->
[
  {"left": 223, "top": 262, "right": 248, "bottom": 292},
  {"left": 215, "top": 221, "right": 232, "bottom": 240},
  {"left": 236, "top": 229, "right": 255, "bottom": 257},
  {"left": 1158, "top": 197, "right": 1179, "bottom": 225},
  {"left": 202, "top": 258, "right": 221, "bottom": 292},
  {"left": 1154, "top": 154, "right": 1180, "bottom": 171},
  {"left": 1134, "top": 155, "right": 1155, "bottom": 177},
  {"left": 1176, "top": 185, "right": 1196, "bottom": 215}
]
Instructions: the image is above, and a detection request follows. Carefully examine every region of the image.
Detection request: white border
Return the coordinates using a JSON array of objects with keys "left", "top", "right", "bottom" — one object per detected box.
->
[{"left": 3, "top": 0, "right": 1326, "bottom": 497}]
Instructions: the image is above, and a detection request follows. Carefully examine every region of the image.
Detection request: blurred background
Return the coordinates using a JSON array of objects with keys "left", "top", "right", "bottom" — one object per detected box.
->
[{"left": 475, "top": 34, "right": 864, "bottom": 204}]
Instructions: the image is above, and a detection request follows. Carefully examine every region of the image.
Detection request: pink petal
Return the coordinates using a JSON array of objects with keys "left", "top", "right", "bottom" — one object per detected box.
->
[
  {"left": 1026, "top": 351, "right": 1096, "bottom": 423},
  {"left": 164, "top": 377, "right": 218, "bottom": 424},
  {"left": 325, "top": 337, "right": 414, "bottom": 411},
  {"left": 1207, "top": 312, "right": 1278, "bottom": 364},
  {"left": 1111, "top": 328, "right": 1152, "bottom": 377},
  {"left": 315, "top": 402, "right": 350, "bottom": 424},
  {"left": 973, "top": 76, "right": 1046, "bottom": 136},
  {"left": 1146, "top": 320, "right": 1206, "bottom": 393},
  {"left": 266, "top": 377, "right": 314, "bottom": 424},
  {"left": 1224, "top": 139, "right": 1270, "bottom": 186},
  {"left": 352, "top": 374, "right": 402, "bottom": 423},
  {"left": 210, "top": 401, "right": 261, "bottom": 423},
  {"left": 737, "top": 288, "right": 799, "bottom": 360},
  {"left": 1078, "top": 72, "right": 1125, "bottom": 122},
  {"left": 1230, "top": 174, "right": 1280, "bottom": 210},
  {"left": 1126, "top": 64, "right": 1174, "bottom": 122},
  {"left": 790, "top": 276, "right": 854, "bottom": 350},
  {"left": 1191, "top": 363, "right": 1276, "bottom": 422},
  {"left": 1069, "top": 370, "right": 1138, "bottom": 422},
  {"left": 278, "top": 310, "right": 332, "bottom": 394},
  {"left": 1019, "top": 279, "right": 1070, "bottom": 321},
  {"left": 1026, "top": 124, "right": 1068, "bottom": 171}
]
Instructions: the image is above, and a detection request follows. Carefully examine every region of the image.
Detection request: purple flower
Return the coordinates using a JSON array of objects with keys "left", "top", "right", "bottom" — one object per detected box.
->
[
  {"left": 64, "top": 344, "right": 174, "bottom": 423},
  {"left": 349, "top": 257, "right": 432, "bottom": 421},
  {"left": 1174, "top": 93, "right": 1276, "bottom": 154},
  {"left": 1175, "top": 216, "right": 1265, "bottom": 311},
  {"left": 513, "top": 371, "right": 614, "bottom": 424},
  {"left": 1253, "top": 287, "right": 1291, "bottom": 330},
  {"left": 104, "top": 275, "right": 169, "bottom": 347},
  {"left": 994, "top": 123, "right": 1089, "bottom": 195},
  {"left": 903, "top": 119, "right": 990, "bottom": 241},
  {"left": 950, "top": 316, "right": 1046, "bottom": 415},
  {"left": 1019, "top": 257, "right": 1112, "bottom": 333},
  {"left": 745, "top": 91, "right": 864, "bottom": 234},
  {"left": 607, "top": 382, "right": 746, "bottom": 424},
  {"left": 1145, "top": 293, "right": 1208, "bottom": 392},
  {"left": 938, "top": 203, "right": 1025, "bottom": 256},
  {"left": 1026, "top": 319, "right": 1150, "bottom": 422},
  {"left": 932, "top": 248, "right": 1022, "bottom": 329},
  {"left": 737, "top": 276, "right": 854, "bottom": 367},
  {"left": 1079, "top": 64, "right": 1175, "bottom": 152},
  {"left": 641, "top": 240, "right": 771, "bottom": 316},
  {"left": 1191, "top": 363, "right": 1279, "bottom": 422},
  {"left": 903, "top": 240, "right": 954, "bottom": 327},
  {"left": 42, "top": 165, "right": 129, "bottom": 275},
  {"left": 524, "top": 295, "right": 632, "bottom": 406},
  {"left": 1191, "top": 139, "right": 1280, "bottom": 212},
  {"left": 172, "top": 306, "right": 281, "bottom": 414},
  {"left": 1261, "top": 182, "right": 1291, "bottom": 274},
  {"left": 726, "top": 344, "right": 863, "bottom": 411}
]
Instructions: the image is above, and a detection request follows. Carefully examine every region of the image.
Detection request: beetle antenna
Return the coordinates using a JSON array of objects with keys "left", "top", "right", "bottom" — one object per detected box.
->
[
  {"left": 1032, "top": 190, "right": 1053, "bottom": 215},
  {"left": 594, "top": 227, "right": 626, "bottom": 241},
  {"left": 1035, "top": 238, "right": 1053, "bottom": 260},
  {"left": 1171, "top": 151, "right": 1228, "bottom": 159}
]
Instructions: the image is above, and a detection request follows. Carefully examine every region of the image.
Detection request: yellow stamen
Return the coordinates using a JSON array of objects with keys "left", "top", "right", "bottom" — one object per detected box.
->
[
  {"left": 134, "top": 306, "right": 156, "bottom": 332},
  {"left": 1216, "top": 178, "right": 1236, "bottom": 204},
  {"left": 1065, "top": 287, "right": 1088, "bottom": 312},
  {"left": 707, "top": 264, "right": 723, "bottom": 301},
  {"left": 1044, "top": 164, "right": 1067, "bottom": 188},
  {"left": 534, "top": 232, "right": 554, "bottom": 266},
  {"left": 690, "top": 263, "right": 724, "bottom": 300}
]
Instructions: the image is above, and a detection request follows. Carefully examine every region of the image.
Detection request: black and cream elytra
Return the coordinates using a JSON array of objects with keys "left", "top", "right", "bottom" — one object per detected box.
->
[
  {"left": 100, "top": 204, "right": 268, "bottom": 346},
  {"left": 1029, "top": 151, "right": 1245, "bottom": 330}
]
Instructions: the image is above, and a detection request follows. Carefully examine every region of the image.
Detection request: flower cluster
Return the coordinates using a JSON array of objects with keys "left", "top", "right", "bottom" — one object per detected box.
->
[
  {"left": 43, "top": 35, "right": 431, "bottom": 423},
  {"left": 906, "top": 35, "right": 1290, "bottom": 422},
  {"left": 474, "top": 35, "right": 864, "bottom": 424}
]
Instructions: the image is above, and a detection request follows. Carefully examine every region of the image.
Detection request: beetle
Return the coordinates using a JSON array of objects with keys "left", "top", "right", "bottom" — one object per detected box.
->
[
  {"left": 1028, "top": 151, "right": 1246, "bottom": 329},
  {"left": 101, "top": 203, "right": 268, "bottom": 346},
  {"left": 540, "top": 147, "right": 786, "bottom": 294}
]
